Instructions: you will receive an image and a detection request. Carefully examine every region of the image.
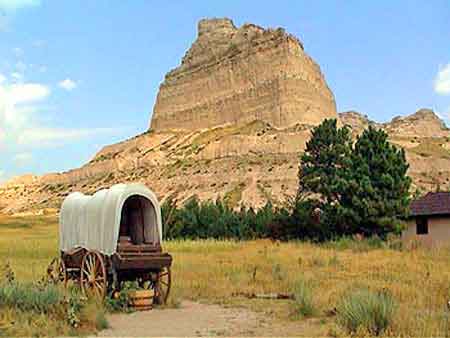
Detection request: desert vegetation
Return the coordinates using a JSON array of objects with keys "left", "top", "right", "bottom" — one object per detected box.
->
[
  {"left": 163, "top": 119, "right": 412, "bottom": 242},
  {"left": 0, "top": 120, "right": 447, "bottom": 337},
  {"left": 1, "top": 214, "right": 450, "bottom": 336},
  {"left": 0, "top": 216, "right": 108, "bottom": 336}
]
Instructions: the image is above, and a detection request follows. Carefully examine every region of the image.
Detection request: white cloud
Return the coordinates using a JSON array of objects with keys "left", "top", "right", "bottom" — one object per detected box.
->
[
  {"left": 17, "top": 127, "right": 119, "bottom": 146},
  {"left": 4, "top": 82, "right": 50, "bottom": 104},
  {"left": 434, "top": 63, "right": 450, "bottom": 95},
  {"left": 0, "top": 72, "right": 123, "bottom": 179},
  {"left": 13, "top": 152, "right": 32, "bottom": 166},
  {"left": 15, "top": 61, "right": 26, "bottom": 72},
  {"left": 0, "top": 0, "right": 41, "bottom": 12},
  {"left": 0, "top": 80, "right": 51, "bottom": 149},
  {"left": 11, "top": 71, "right": 22, "bottom": 81},
  {"left": 0, "top": 0, "right": 40, "bottom": 31},
  {"left": 0, "top": 78, "right": 118, "bottom": 150},
  {"left": 59, "top": 78, "right": 77, "bottom": 91}
]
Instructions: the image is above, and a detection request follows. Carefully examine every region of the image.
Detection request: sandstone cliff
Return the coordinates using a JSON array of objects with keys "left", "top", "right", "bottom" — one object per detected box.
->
[
  {"left": 339, "top": 111, "right": 381, "bottom": 136},
  {"left": 151, "top": 18, "right": 337, "bottom": 131},
  {"left": 1, "top": 20, "right": 449, "bottom": 214},
  {"left": 383, "top": 109, "right": 449, "bottom": 138},
  {"left": 340, "top": 109, "right": 450, "bottom": 192},
  {"left": 340, "top": 109, "right": 449, "bottom": 138}
]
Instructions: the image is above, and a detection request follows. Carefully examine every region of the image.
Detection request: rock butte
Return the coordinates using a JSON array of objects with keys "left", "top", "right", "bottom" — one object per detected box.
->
[
  {"left": 151, "top": 18, "right": 337, "bottom": 131},
  {"left": 1, "top": 19, "right": 450, "bottom": 214}
]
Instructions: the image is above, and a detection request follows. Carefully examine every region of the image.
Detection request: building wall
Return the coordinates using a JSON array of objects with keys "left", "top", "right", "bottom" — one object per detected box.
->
[{"left": 402, "top": 216, "right": 450, "bottom": 247}]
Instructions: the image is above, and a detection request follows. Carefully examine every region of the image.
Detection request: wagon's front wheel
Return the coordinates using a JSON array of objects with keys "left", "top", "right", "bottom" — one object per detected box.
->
[
  {"left": 47, "top": 257, "right": 67, "bottom": 286},
  {"left": 153, "top": 266, "right": 171, "bottom": 305},
  {"left": 80, "top": 251, "right": 106, "bottom": 299}
]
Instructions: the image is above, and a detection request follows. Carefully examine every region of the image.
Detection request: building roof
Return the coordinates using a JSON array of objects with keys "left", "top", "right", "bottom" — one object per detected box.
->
[{"left": 410, "top": 192, "right": 450, "bottom": 217}]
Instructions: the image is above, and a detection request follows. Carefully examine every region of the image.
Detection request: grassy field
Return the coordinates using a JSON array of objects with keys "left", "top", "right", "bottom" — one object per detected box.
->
[{"left": 1, "top": 214, "right": 450, "bottom": 336}]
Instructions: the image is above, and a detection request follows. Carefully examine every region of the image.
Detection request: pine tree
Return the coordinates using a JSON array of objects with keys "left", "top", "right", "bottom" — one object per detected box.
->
[
  {"left": 298, "top": 119, "right": 353, "bottom": 204},
  {"left": 345, "top": 126, "right": 411, "bottom": 236},
  {"left": 298, "top": 119, "right": 353, "bottom": 236}
]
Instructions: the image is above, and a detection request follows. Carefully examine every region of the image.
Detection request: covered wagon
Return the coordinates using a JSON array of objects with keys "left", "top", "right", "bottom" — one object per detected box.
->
[{"left": 48, "top": 183, "right": 172, "bottom": 303}]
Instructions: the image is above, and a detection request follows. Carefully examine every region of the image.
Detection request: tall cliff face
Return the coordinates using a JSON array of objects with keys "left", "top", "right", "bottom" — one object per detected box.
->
[
  {"left": 2, "top": 19, "right": 449, "bottom": 215},
  {"left": 151, "top": 18, "right": 337, "bottom": 131}
]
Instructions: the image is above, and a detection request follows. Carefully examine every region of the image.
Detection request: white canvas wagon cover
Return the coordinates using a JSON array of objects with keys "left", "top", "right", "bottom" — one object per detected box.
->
[{"left": 59, "top": 183, "right": 162, "bottom": 255}]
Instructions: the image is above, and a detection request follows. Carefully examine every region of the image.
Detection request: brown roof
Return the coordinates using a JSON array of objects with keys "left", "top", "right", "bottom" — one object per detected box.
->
[{"left": 410, "top": 192, "right": 450, "bottom": 216}]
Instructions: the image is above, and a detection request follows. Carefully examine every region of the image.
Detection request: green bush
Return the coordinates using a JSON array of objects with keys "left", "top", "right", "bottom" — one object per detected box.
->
[
  {"left": 162, "top": 197, "right": 279, "bottom": 240},
  {"left": 162, "top": 197, "right": 325, "bottom": 241},
  {"left": 104, "top": 287, "right": 134, "bottom": 313},
  {"left": 0, "top": 282, "right": 63, "bottom": 314},
  {"left": 324, "top": 235, "right": 385, "bottom": 252},
  {"left": 336, "top": 288, "right": 396, "bottom": 335},
  {"left": 292, "top": 280, "right": 316, "bottom": 317},
  {"left": 0, "top": 272, "right": 109, "bottom": 336},
  {"left": 95, "top": 310, "right": 109, "bottom": 330}
]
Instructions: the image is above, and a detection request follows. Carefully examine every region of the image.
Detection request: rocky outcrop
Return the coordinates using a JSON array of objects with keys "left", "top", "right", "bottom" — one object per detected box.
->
[
  {"left": 1, "top": 19, "right": 450, "bottom": 214},
  {"left": 151, "top": 18, "right": 337, "bottom": 131},
  {"left": 383, "top": 109, "right": 449, "bottom": 138},
  {"left": 340, "top": 109, "right": 450, "bottom": 138},
  {"left": 339, "top": 111, "right": 381, "bottom": 135},
  {"left": 338, "top": 109, "right": 450, "bottom": 192}
]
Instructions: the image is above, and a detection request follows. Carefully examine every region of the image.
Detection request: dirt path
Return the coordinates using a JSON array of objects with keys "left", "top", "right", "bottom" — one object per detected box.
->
[{"left": 99, "top": 301, "right": 317, "bottom": 337}]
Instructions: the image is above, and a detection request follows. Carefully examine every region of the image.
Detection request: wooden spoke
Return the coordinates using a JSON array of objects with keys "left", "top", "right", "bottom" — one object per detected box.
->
[
  {"left": 152, "top": 266, "right": 171, "bottom": 305},
  {"left": 80, "top": 251, "right": 106, "bottom": 299},
  {"left": 46, "top": 257, "right": 67, "bottom": 286}
]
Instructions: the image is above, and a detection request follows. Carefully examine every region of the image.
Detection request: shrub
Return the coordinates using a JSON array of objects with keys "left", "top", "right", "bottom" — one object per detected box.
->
[
  {"left": 95, "top": 311, "right": 109, "bottom": 330},
  {"left": 336, "top": 288, "right": 396, "bottom": 335},
  {"left": 66, "top": 287, "right": 83, "bottom": 328},
  {"left": 323, "top": 236, "right": 384, "bottom": 252},
  {"left": 0, "top": 275, "right": 111, "bottom": 335},
  {"left": 104, "top": 287, "right": 134, "bottom": 313},
  {"left": 292, "top": 280, "right": 316, "bottom": 318},
  {"left": 162, "top": 197, "right": 278, "bottom": 240},
  {"left": 161, "top": 196, "right": 332, "bottom": 241},
  {"left": 0, "top": 282, "right": 63, "bottom": 314}
]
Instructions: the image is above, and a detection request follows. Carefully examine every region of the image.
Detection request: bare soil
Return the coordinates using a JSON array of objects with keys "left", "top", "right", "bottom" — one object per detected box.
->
[{"left": 98, "top": 301, "right": 316, "bottom": 337}]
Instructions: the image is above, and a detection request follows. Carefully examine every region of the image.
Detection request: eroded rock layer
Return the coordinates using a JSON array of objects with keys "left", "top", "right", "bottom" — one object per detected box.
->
[
  {"left": 1, "top": 19, "right": 450, "bottom": 215},
  {"left": 151, "top": 18, "right": 337, "bottom": 131}
]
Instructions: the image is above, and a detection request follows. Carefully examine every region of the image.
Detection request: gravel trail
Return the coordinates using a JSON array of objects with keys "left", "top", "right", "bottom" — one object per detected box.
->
[{"left": 98, "top": 300, "right": 314, "bottom": 337}]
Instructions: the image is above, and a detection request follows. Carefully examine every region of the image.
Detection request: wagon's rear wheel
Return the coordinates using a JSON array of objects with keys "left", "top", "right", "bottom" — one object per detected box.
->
[
  {"left": 47, "top": 257, "right": 67, "bottom": 286},
  {"left": 153, "top": 266, "right": 171, "bottom": 305},
  {"left": 80, "top": 251, "right": 106, "bottom": 299}
]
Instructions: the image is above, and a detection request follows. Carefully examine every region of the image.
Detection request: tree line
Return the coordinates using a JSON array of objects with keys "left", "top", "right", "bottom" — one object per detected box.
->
[{"left": 162, "top": 119, "right": 411, "bottom": 241}]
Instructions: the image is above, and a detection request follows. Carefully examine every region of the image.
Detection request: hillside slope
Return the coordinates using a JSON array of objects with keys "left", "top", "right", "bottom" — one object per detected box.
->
[{"left": 1, "top": 19, "right": 449, "bottom": 214}]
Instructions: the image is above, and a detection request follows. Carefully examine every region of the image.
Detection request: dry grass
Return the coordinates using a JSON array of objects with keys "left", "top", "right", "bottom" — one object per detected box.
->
[
  {"left": 1, "top": 214, "right": 450, "bottom": 336},
  {"left": 410, "top": 140, "right": 450, "bottom": 159}
]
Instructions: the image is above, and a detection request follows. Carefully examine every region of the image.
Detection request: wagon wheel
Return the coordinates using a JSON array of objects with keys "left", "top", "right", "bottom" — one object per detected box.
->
[
  {"left": 80, "top": 251, "right": 107, "bottom": 299},
  {"left": 153, "top": 266, "right": 171, "bottom": 305},
  {"left": 47, "top": 257, "right": 67, "bottom": 286}
]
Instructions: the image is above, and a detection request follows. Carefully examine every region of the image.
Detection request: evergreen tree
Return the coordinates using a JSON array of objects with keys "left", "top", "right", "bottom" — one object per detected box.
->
[
  {"left": 298, "top": 118, "right": 353, "bottom": 235},
  {"left": 298, "top": 119, "right": 353, "bottom": 204},
  {"left": 345, "top": 126, "right": 411, "bottom": 237}
]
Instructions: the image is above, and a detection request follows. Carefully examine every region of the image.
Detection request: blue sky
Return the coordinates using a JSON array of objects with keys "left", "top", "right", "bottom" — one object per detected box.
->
[{"left": 0, "top": 0, "right": 449, "bottom": 182}]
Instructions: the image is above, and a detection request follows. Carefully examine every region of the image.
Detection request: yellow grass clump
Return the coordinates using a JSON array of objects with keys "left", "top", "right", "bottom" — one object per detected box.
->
[{"left": 1, "top": 214, "right": 450, "bottom": 336}]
